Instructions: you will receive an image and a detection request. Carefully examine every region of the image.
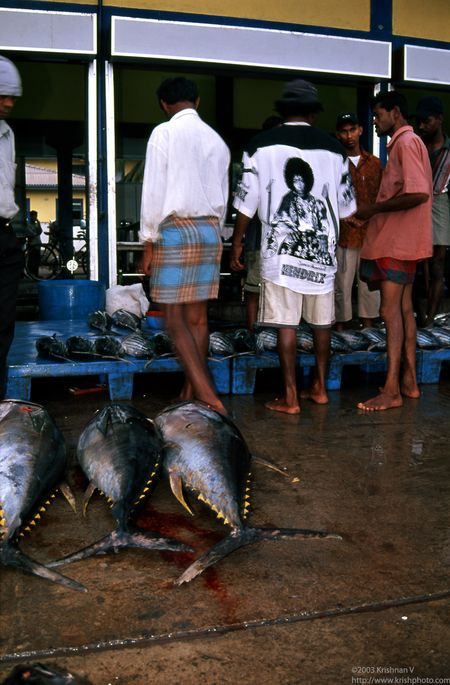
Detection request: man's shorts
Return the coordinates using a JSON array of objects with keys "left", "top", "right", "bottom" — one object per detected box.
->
[
  {"left": 244, "top": 249, "right": 261, "bottom": 294},
  {"left": 258, "top": 280, "right": 334, "bottom": 329},
  {"left": 359, "top": 257, "right": 417, "bottom": 291}
]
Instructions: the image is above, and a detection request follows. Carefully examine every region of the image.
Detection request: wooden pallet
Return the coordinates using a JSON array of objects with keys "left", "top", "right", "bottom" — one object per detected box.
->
[{"left": 6, "top": 320, "right": 230, "bottom": 400}]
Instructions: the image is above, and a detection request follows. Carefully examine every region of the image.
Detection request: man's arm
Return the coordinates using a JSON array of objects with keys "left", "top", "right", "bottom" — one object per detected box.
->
[
  {"left": 230, "top": 211, "right": 251, "bottom": 272},
  {"left": 355, "top": 192, "right": 429, "bottom": 221},
  {"left": 140, "top": 241, "right": 153, "bottom": 276}
]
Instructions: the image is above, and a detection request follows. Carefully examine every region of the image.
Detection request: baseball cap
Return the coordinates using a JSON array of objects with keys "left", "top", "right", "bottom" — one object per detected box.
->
[{"left": 336, "top": 112, "right": 359, "bottom": 129}]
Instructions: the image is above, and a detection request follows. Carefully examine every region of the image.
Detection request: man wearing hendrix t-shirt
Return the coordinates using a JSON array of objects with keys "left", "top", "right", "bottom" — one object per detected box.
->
[{"left": 357, "top": 91, "right": 432, "bottom": 412}]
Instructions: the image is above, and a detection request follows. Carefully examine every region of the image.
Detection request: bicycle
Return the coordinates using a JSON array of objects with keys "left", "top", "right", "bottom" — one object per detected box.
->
[{"left": 24, "top": 227, "right": 88, "bottom": 280}]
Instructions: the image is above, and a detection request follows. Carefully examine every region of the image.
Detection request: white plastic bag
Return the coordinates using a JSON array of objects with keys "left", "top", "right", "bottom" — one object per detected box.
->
[{"left": 105, "top": 283, "right": 150, "bottom": 317}]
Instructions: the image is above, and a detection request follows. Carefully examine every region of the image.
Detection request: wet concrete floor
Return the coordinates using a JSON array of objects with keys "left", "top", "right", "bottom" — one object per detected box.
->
[{"left": 0, "top": 368, "right": 449, "bottom": 684}]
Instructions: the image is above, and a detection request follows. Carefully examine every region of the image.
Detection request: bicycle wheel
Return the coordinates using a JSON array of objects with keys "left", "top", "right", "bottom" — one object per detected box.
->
[{"left": 25, "top": 245, "right": 62, "bottom": 280}]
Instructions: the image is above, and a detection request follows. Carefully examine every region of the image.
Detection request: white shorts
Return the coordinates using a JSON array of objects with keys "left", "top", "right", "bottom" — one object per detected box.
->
[{"left": 259, "top": 280, "right": 335, "bottom": 329}]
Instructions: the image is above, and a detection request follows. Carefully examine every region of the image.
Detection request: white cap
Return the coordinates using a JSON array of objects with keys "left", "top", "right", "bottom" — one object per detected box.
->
[{"left": 0, "top": 55, "right": 22, "bottom": 97}]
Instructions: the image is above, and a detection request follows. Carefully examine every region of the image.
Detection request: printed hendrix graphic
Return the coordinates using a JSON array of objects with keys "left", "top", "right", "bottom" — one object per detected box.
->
[{"left": 264, "top": 157, "right": 334, "bottom": 266}]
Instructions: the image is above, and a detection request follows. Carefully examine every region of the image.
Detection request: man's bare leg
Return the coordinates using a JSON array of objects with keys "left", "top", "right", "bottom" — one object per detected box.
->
[
  {"left": 301, "top": 327, "right": 330, "bottom": 404},
  {"left": 245, "top": 291, "right": 260, "bottom": 331},
  {"left": 177, "top": 301, "right": 211, "bottom": 401},
  {"left": 358, "top": 281, "right": 404, "bottom": 411},
  {"left": 162, "top": 302, "right": 226, "bottom": 414},
  {"left": 400, "top": 283, "right": 420, "bottom": 398},
  {"left": 265, "top": 327, "right": 300, "bottom": 414}
]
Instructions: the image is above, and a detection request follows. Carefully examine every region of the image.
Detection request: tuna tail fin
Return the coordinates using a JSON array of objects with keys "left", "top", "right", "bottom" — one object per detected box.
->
[
  {"left": 175, "top": 525, "right": 342, "bottom": 585},
  {"left": 0, "top": 544, "right": 87, "bottom": 592},
  {"left": 47, "top": 528, "right": 193, "bottom": 568}
]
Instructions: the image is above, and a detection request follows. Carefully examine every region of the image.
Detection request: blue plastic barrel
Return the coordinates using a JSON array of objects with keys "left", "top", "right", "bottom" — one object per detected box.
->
[{"left": 38, "top": 279, "right": 106, "bottom": 321}]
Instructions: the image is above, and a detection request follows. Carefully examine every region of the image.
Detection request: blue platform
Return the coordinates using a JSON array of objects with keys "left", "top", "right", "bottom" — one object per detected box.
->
[
  {"left": 229, "top": 346, "right": 450, "bottom": 394},
  {"left": 6, "top": 320, "right": 230, "bottom": 401},
  {"left": 230, "top": 350, "right": 388, "bottom": 394}
]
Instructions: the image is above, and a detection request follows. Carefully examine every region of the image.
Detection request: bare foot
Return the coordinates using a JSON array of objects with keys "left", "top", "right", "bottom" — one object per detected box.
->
[
  {"left": 265, "top": 398, "right": 301, "bottom": 415},
  {"left": 401, "top": 370, "right": 420, "bottom": 398},
  {"left": 300, "top": 387, "right": 329, "bottom": 405},
  {"left": 357, "top": 392, "right": 403, "bottom": 411}
]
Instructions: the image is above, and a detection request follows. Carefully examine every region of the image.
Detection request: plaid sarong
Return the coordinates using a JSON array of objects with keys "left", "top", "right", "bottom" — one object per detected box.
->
[
  {"left": 359, "top": 257, "right": 417, "bottom": 291},
  {"left": 150, "top": 216, "right": 222, "bottom": 304}
]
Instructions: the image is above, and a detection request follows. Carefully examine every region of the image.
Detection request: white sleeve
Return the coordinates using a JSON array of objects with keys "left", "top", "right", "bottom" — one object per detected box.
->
[
  {"left": 232, "top": 150, "right": 260, "bottom": 219},
  {"left": 139, "top": 128, "right": 168, "bottom": 243}
]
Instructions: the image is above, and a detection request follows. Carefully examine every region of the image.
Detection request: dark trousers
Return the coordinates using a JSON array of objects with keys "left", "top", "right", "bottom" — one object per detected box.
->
[{"left": 0, "top": 219, "right": 24, "bottom": 399}]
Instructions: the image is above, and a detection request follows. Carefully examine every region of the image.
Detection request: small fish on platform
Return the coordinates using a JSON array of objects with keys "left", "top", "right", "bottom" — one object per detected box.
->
[
  {"left": 416, "top": 328, "right": 440, "bottom": 349},
  {"left": 429, "top": 326, "right": 450, "bottom": 348},
  {"left": 35, "top": 334, "right": 71, "bottom": 362},
  {"left": 256, "top": 327, "right": 278, "bottom": 352},
  {"left": 155, "top": 401, "right": 341, "bottom": 585},
  {"left": 209, "top": 331, "right": 236, "bottom": 357},
  {"left": 296, "top": 327, "right": 315, "bottom": 353},
  {"left": 332, "top": 329, "right": 369, "bottom": 351},
  {"left": 47, "top": 404, "right": 192, "bottom": 569},
  {"left": 0, "top": 400, "right": 85, "bottom": 592},
  {"left": 111, "top": 308, "right": 142, "bottom": 332},
  {"left": 120, "top": 332, "right": 155, "bottom": 359},
  {"left": 66, "top": 335, "right": 99, "bottom": 361},
  {"left": 92, "top": 335, "right": 126, "bottom": 360},
  {"left": 360, "top": 327, "right": 387, "bottom": 351},
  {"left": 88, "top": 310, "right": 113, "bottom": 333}
]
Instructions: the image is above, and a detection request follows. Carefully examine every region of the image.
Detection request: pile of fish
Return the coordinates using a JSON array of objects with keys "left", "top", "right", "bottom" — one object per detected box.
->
[
  {"left": 1, "top": 399, "right": 340, "bottom": 591},
  {"left": 34, "top": 309, "right": 174, "bottom": 364}
]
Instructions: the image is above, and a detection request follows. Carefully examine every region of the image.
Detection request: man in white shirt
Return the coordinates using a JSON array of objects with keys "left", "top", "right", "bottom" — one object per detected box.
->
[
  {"left": 232, "top": 79, "right": 356, "bottom": 414},
  {"left": 0, "top": 55, "right": 23, "bottom": 399},
  {"left": 140, "top": 77, "right": 230, "bottom": 414}
]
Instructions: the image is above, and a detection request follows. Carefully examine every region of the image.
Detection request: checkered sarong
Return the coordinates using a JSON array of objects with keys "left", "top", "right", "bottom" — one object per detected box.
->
[
  {"left": 150, "top": 216, "right": 222, "bottom": 304},
  {"left": 360, "top": 257, "right": 417, "bottom": 291}
]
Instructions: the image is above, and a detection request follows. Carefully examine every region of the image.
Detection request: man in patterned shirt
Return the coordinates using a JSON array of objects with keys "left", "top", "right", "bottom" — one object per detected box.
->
[{"left": 232, "top": 79, "right": 356, "bottom": 414}]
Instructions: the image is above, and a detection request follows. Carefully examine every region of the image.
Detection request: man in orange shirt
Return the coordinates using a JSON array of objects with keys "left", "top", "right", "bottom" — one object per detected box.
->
[
  {"left": 356, "top": 91, "right": 432, "bottom": 411},
  {"left": 334, "top": 112, "right": 382, "bottom": 330}
]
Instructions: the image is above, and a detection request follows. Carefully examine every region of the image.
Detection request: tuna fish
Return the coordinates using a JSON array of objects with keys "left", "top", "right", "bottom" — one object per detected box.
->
[
  {"left": 36, "top": 335, "right": 71, "bottom": 362},
  {"left": 429, "top": 326, "right": 450, "bottom": 348},
  {"left": 0, "top": 400, "right": 85, "bottom": 592},
  {"left": 416, "top": 328, "right": 440, "bottom": 349},
  {"left": 333, "top": 329, "right": 369, "bottom": 351},
  {"left": 360, "top": 327, "right": 387, "bottom": 351},
  {"left": 88, "top": 310, "right": 113, "bottom": 333},
  {"left": 330, "top": 331, "right": 352, "bottom": 353},
  {"left": 111, "top": 309, "right": 142, "bottom": 332},
  {"left": 155, "top": 401, "right": 340, "bottom": 585},
  {"left": 255, "top": 327, "right": 278, "bottom": 352},
  {"left": 120, "top": 332, "right": 155, "bottom": 359},
  {"left": 66, "top": 335, "right": 99, "bottom": 360},
  {"left": 209, "top": 331, "right": 236, "bottom": 357},
  {"left": 296, "top": 327, "right": 315, "bottom": 353},
  {"left": 93, "top": 335, "right": 126, "bottom": 360},
  {"left": 48, "top": 404, "right": 191, "bottom": 568}
]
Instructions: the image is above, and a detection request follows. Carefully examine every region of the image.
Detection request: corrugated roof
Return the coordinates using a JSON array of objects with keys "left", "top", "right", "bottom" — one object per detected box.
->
[{"left": 25, "top": 165, "right": 85, "bottom": 189}]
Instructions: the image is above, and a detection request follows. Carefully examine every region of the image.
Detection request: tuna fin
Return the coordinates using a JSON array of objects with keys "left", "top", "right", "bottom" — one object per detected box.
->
[
  {"left": 252, "top": 454, "right": 299, "bottom": 482},
  {"left": 0, "top": 544, "right": 86, "bottom": 592},
  {"left": 175, "top": 525, "right": 342, "bottom": 585},
  {"left": 82, "top": 482, "right": 97, "bottom": 515},
  {"left": 168, "top": 469, "right": 194, "bottom": 516},
  {"left": 47, "top": 528, "right": 192, "bottom": 567},
  {"left": 59, "top": 482, "right": 77, "bottom": 513}
]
